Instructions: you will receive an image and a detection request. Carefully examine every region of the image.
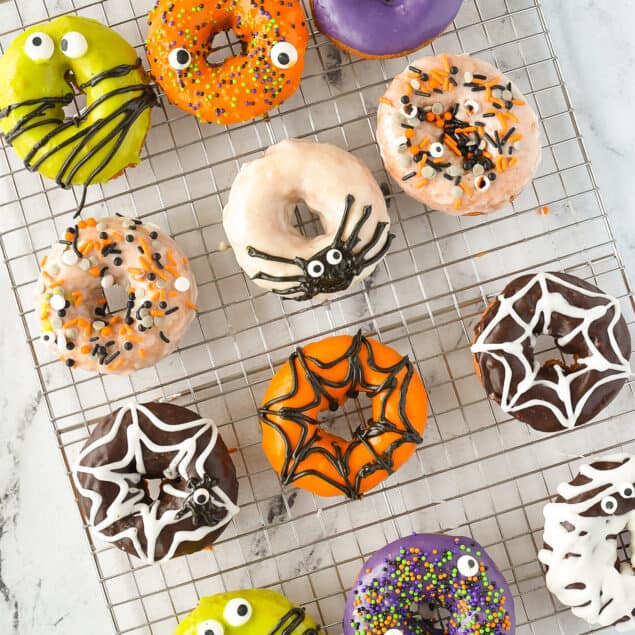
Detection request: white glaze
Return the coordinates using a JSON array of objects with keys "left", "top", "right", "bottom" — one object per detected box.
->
[
  {"left": 72, "top": 403, "right": 239, "bottom": 564},
  {"left": 222, "top": 139, "right": 390, "bottom": 299},
  {"left": 539, "top": 456, "right": 635, "bottom": 631},
  {"left": 377, "top": 54, "right": 541, "bottom": 216},
  {"left": 471, "top": 272, "right": 632, "bottom": 428}
]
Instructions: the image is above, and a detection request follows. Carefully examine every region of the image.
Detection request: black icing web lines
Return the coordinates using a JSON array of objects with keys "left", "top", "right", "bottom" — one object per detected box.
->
[{"left": 259, "top": 331, "right": 424, "bottom": 499}]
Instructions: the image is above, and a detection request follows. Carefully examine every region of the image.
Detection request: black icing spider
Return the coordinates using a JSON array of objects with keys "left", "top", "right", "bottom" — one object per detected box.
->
[
  {"left": 176, "top": 474, "right": 227, "bottom": 527},
  {"left": 246, "top": 194, "right": 395, "bottom": 301}
]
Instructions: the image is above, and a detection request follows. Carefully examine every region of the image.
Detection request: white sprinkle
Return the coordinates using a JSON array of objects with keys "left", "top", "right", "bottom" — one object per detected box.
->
[
  {"left": 473, "top": 164, "right": 485, "bottom": 177},
  {"left": 464, "top": 71, "right": 474, "bottom": 83},
  {"left": 62, "top": 250, "right": 79, "bottom": 266},
  {"left": 50, "top": 294, "right": 66, "bottom": 311},
  {"left": 422, "top": 166, "right": 437, "bottom": 179},
  {"left": 56, "top": 333, "right": 67, "bottom": 349},
  {"left": 156, "top": 279, "right": 167, "bottom": 289},
  {"left": 79, "top": 259, "right": 90, "bottom": 271},
  {"left": 432, "top": 102, "right": 444, "bottom": 115},
  {"left": 96, "top": 222, "right": 107, "bottom": 232},
  {"left": 152, "top": 240, "right": 162, "bottom": 250},
  {"left": 89, "top": 256, "right": 98, "bottom": 266},
  {"left": 447, "top": 165, "right": 461, "bottom": 178},
  {"left": 452, "top": 186, "right": 464, "bottom": 199},
  {"left": 410, "top": 79, "right": 421, "bottom": 90},
  {"left": 136, "top": 287, "right": 146, "bottom": 299},
  {"left": 101, "top": 274, "right": 114, "bottom": 289},
  {"left": 66, "top": 328, "right": 78, "bottom": 340},
  {"left": 50, "top": 316, "right": 62, "bottom": 329},
  {"left": 174, "top": 276, "right": 191, "bottom": 292},
  {"left": 139, "top": 308, "right": 150, "bottom": 318},
  {"left": 502, "top": 89, "right": 513, "bottom": 101},
  {"left": 92, "top": 320, "right": 106, "bottom": 331},
  {"left": 492, "top": 88, "right": 503, "bottom": 99},
  {"left": 141, "top": 316, "right": 154, "bottom": 328}
]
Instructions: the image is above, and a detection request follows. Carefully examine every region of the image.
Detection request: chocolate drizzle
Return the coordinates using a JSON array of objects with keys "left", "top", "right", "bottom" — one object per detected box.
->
[
  {"left": 259, "top": 331, "right": 424, "bottom": 499},
  {"left": 267, "top": 607, "right": 319, "bottom": 635},
  {"left": 0, "top": 58, "right": 156, "bottom": 217},
  {"left": 246, "top": 194, "right": 395, "bottom": 301}
]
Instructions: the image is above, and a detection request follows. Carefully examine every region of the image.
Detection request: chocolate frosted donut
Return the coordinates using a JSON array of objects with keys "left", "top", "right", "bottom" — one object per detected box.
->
[
  {"left": 73, "top": 402, "right": 239, "bottom": 564},
  {"left": 471, "top": 272, "right": 631, "bottom": 433},
  {"left": 539, "top": 455, "right": 635, "bottom": 630}
]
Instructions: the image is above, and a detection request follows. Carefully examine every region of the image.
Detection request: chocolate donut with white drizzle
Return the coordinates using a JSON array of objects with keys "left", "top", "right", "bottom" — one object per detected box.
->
[
  {"left": 73, "top": 402, "right": 239, "bottom": 564},
  {"left": 539, "top": 456, "right": 635, "bottom": 631},
  {"left": 471, "top": 272, "right": 631, "bottom": 432}
]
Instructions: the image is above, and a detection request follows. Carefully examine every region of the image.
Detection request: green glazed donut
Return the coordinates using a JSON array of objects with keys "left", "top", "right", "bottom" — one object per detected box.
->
[
  {"left": 0, "top": 16, "right": 155, "bottom": 212},
  {"left": 174, "top": 589, "right": 320, "bottom": 634}
]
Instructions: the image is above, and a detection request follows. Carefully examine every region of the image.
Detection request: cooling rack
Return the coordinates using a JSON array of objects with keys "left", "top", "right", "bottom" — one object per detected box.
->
[{"left": 1, "top": 0, "right": 634, "bottom": 633}]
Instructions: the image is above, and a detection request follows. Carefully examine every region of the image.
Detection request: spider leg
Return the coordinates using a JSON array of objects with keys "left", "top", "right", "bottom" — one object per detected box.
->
[
  {"left": 246, "top": 245, "right": 305, "bottom": 268},
  {"left": 357, "top": 223, "right": 396, "bottom": 267},
  {"left": 344, "top": 204, "right": 372, "bottom": 250},
  {"left": 251, "top": 271, "right": 306, "bottom": 283},
  {"left": 333, "top": 194, "right": 356, "bottom": 243}
]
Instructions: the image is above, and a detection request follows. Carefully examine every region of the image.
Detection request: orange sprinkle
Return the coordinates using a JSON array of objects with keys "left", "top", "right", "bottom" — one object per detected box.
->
[
  {"left": 97, "top": 297, "right": 107, "bottom": 305},
  {"left": 425, "top": 112, "right": 436, "bottom": 122},
  {"left": 164, "top": 265, "right": 179, "bottom": 277},
  {"left": 475, "top": 251, "right": 489, "bottom": 258},
  {"left": 379, "top": 96, "right": 393, "bottom": 107},
  {"left": 40, "top": 255, "right": 48, "bottom": 267},
  {"left": 541, "top": 206, "right": 550, "bottom": 215},
  {"left": 416, "top": 179, "right": 429, "bottom": 189},
  {"left": 139, "top": 255, "right": 152, "bottom": 272},
  {"left": 109, "top": 357, "right": 123, "bottom": 371},
  {"left": 460, "top": 181, "right": 474, "bottom": 196},
  {"left": 71, "top": 292, "right": 83, "bottom": 306},
  {"left": 150, "top": 310, "right": 165, "bottom": 317},
  {"left": 80, "top": 345, "right": 91, "bottom": 354},
  {"left": 185, "top": 301, "right": 197, "bottom": 310},
  {"left": 453, "top": 198, "right": 462, "bottom": 210},
  {"left": 64, "top": 319, "right": 78, "bottom": 329},
  {"left": 86, "top": 217, "right": 96, "bottom": 227},
  {"left": 139, "top": 348, "right": 147, "bottom": 359},
  {"left": 42, "top": 271, "right": 54, "bottom": 282},
  {"left": 89, "top": 266, "right": 101, "bottom": 277},
  {"left": 50, "top": 279, "right": 65, "bottom": 288},
  {"left": 101, "top": 327, "right": 112, "bottom": 337}
]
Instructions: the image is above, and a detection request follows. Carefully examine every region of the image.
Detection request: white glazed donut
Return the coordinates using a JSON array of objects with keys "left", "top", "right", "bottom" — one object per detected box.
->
[
  {"left": 35, "top": 215, "right": 197, "bottom": 374},
  {"left": 222, "top": 139, "right": 394, "bottom": 301},
  {"left": 539, "top": 455, "right": 635, "bottom": 631},
  {"left": 377, "top": 53, "right": 541, "bottom": 215}
]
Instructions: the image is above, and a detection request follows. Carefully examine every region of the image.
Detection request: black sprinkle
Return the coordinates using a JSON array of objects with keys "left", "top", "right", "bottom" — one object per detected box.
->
[
  {"left": 401, "top": 172, "right": 417, "bottom": 181},
  {"left": 165, "top": 307, "right": 179, "bottom": 315},
  {"left": 159, "top": 331, "right": 170, "bottom": 344},
  {"left": 104, "top": 351, "right": 121, "bottom": 366}
]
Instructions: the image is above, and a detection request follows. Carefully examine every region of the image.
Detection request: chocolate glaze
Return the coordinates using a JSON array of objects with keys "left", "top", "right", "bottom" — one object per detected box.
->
[
  {"left": 473, "top": 272, "right": 631, "bottom": 432},
  {"left": 74, "top": 402, "right": 238, "bottom": 562}
]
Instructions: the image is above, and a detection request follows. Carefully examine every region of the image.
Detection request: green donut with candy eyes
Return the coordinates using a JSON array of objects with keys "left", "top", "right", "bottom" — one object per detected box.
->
[{"left": 0, "top": 16, "right": 155, "bottom": 211}]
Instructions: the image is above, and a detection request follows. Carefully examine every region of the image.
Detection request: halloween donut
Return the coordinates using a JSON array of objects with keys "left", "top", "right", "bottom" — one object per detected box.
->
[
  {"left": 35, "top": 215, "right": 197, "bottom": 374},
  {"left": 377, "top": 54, "right": 541, "bottom": 215},
  {"left": 539, "top": 455, "right": 635, "bottom": 631},
  {"left": 345, "top": 533, "right": 514, "bottom": 635},
  {"left": 145, "top": 0, "right": 308, "bottom": 125},
  {"left": 259, "top": 331, "right": 427, "bottom": 499},
  {"left": 222, "top": 139, "right": 394, "bottom": 301},
  {"left": 471, "top": 272, "right": 632, "bottom": 433},
  {"left": 73, "top": 402, "right": 239, "bottom": 564},
  {"left": 311, "top": 0, "right": 463, "bottom": 59},
  {"left": 0, "top": 16, "right": 155, "bottom": 214},
  {"left": 174, "top": 589, "right": 320, "bottom": 634}
]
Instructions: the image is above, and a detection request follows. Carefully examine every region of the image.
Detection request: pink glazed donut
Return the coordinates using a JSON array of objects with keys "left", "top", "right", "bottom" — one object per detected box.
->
[{"left": 311, "top": 0, "right": 464, "bottom": 59}]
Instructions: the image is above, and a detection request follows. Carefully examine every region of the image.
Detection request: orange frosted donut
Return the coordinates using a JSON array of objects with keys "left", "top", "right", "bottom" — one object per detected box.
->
[
  {"left": 259, "top": 331, "right": 428, "bottom": 499},
  {"left": 145, "top": 0, "right": 309, "bottom": 125}
]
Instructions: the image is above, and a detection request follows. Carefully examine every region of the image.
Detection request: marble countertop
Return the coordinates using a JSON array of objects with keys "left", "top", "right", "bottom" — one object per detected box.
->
[{"left": 1, "top": 1, "right": 634, "bottom": 633}]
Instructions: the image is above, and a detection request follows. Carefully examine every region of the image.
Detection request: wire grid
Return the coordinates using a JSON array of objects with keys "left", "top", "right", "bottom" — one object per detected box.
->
[{"left": 1, "top": 0, "right": 634, "bottom": 633}]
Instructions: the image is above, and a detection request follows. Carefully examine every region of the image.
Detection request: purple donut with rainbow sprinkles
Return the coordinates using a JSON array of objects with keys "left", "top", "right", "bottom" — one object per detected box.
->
[{"left": 344, "top": 533, "right": 514, "bottom": 635}]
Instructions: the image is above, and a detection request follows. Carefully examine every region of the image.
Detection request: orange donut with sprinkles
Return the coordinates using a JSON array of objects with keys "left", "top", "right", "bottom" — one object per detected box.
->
[{"left": 145, "top": 0, "right": 309, "bottom": 125}]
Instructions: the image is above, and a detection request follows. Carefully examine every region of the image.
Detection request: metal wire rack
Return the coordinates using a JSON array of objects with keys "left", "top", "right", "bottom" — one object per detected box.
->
[{"left": 1, "top": 0, "right": 634, "bottom": 633}]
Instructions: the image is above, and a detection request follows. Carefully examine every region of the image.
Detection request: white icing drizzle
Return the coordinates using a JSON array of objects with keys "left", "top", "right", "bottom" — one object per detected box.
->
[
  {"left": 72, "top": 403, "right": 239, "bottom": 564},
  {"left": 539, "top": 456, "right": 635, "bottom": 631},
  {"left": 471, "top": 272, "right": 632, "bottom": 428}
]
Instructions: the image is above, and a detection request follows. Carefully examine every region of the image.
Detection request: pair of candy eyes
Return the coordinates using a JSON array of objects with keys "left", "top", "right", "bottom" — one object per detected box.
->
[
  {"left": 306, "top": 249, "right": 343, "bottom": 278},
  {"left": 168, "top": 41, "right": 298, "bottom": 71},
  {"left": 24, "top": 31, "right": 88, "bottom": 61},
  {"left": 197, "top": 599, "right": 252, "bottom": 634},
  {"left": 600, "top": 483, "right": 635, "bottom": 514}
]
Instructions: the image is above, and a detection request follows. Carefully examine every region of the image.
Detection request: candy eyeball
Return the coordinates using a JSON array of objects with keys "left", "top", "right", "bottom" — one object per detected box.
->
[
  {"left": 429, "top": 142, "right": 444, "bottom": 158},
  {"left": 24, "top": 32, "right": 54, "bottom": 61},
  {"left": 474, "top": 175, "right": 491, "bottom": 192},
  {"left": 270, "top": 41, "right": 298, "bottom": 69},
  {"left": 168, "top": 47, "right": 192, "bottom": 70},
  {"left": 197, "top": 620, "right": 224, "bottom": 635},
  {"left": 457, "top": 554, "right": 480, "bottom": 577},
  {"left": 619, "top": 483, "right": 635, "bottom": 499},
  {"left": 60, "top": 32, "right": 88, "bottom": 59},
  {"left": 223, "top": 598, "right": 253, "bottom": 626},
  {"left": 601, "top": 495, "right": 618, "bottom": 515},
  {"left": 307, "top": 260, "right": 325, "bottom": 278},
  {"left": 326, "top": 249, "right": 343, "bottom": 265},
  {"left": 464, "top": 99, "right": 480, "bottom": 115},
  {"left": 192, "top": 488, "right": 210, "bottom": 506}
]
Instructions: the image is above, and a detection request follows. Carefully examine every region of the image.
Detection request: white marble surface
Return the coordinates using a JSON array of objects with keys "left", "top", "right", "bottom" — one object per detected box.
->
[{"left": 0, "top": 1, "right": 634, "bottom": 633}]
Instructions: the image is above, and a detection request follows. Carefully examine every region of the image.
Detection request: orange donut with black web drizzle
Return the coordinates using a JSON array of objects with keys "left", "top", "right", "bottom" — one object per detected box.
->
[
  {"left": 259, "top": 331, "right": 428, "bottom": 499},
  {"left": 145, "top": 0, "right": 309, "bottom": 125}
]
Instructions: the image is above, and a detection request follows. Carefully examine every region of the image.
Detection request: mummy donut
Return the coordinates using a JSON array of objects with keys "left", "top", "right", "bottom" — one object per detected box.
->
[
  {"left": 311, "top": 0, "right": 463, "bottom": 59},
  {"left": 174, "top": 589, "right": 320, "bottom": 635},
  {"left": 471, "top": 272, "right": 632, "bottom": 432},
  {"left": 146, "top": 0, "right": 308, "bottom": 125},
  {"left": 222, "top": 140, "right": 394, "bottom": 301},
  {"left": 72, "top": 402, "right": 239, "bottom": 564},
  {"left": 539, "top": 455, "right": 635, "bottom": 631},
  {"left": 0, "top": 16, "right": 155, "bottom": 215},
  {"left": 259, "top": 331, "right": 427, "bottom": 499},
  {"left": 345, "top": 533, "right": 515, "bottom": 634},
  {"left": 377, "top": 54, "right": 541, "bottom": 215},
  {"left": 35, "top": 215, "right": 197, "bottom": 374}
]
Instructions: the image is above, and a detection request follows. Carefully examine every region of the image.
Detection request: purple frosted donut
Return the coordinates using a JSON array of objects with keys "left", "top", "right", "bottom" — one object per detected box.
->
[
  {"left": 310, "top": 0, "right": 464, "bottom": 59},
  {"left": 344, "top": 533, "right": 515, "bottom": 635}
]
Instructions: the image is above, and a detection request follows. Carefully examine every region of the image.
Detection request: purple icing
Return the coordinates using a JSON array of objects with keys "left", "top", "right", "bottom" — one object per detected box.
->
[
  {"left": 311, "top": 0, "right": 464, "bottom": 58},
  {"left": 343, "top": 533, "right": 515, "bottom": 635}
]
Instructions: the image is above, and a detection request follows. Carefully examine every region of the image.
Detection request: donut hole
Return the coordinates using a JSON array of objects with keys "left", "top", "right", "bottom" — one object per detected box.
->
[
  {"left": 206, "top": 29, "right": 245, "bottom": 67},
  {"left": 62, "top": 69, "right": 88, "bottom": 116},
  {"left": 532, "top": 333, "right": 579, "bottom": 373},
  {"left": 616, "top": 529, "right": 633, "bottom": 571},
  {"left": 318, "top": 391, "right": 375, "bottom": 441},
  {"left": 291, "top": 200, "right": 325, "bottom": 239},
  {"left": 417, "top": 603, "right": 452, "bottom": 632},
  {"left": 103, "top": 283, "right": 129, "bottom": 314}
]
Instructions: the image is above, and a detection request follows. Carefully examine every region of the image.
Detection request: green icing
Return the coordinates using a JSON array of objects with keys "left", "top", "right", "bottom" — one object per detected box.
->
[{"left": 0, "top": 15, "right": 152, "bottom": 188}]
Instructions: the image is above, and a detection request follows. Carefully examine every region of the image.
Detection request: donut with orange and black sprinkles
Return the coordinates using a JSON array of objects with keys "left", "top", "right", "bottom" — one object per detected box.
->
[{"left": 145, "top": 0, "right": 309, "bottom": 125}]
